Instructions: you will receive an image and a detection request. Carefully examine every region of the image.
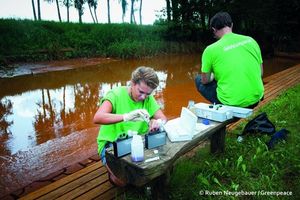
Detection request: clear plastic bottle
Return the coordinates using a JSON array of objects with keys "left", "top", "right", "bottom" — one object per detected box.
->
[
  {"left": 131, "top": 134, "right": 144, "bottom": 162},
  {"left": 188, "top": 100, "right": 196, "bottom": 114}
]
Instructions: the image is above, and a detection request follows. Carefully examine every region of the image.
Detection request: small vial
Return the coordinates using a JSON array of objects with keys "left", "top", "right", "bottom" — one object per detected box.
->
[
  {"left": 187, "top": 100, "right": 195, "bottom": 109},
  {"left": 188, "top": 100, "right": 196, "bottom": 114}
]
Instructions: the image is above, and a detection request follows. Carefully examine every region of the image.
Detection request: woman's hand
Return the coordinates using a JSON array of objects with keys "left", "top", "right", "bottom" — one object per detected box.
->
[{"left": 149, "top": 119, "right": 166, "bottom": 132}]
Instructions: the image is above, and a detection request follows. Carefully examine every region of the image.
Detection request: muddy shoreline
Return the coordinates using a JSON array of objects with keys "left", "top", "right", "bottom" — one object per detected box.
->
[{"left": 0, "top": 57, "right": 117, "bottom": 78}]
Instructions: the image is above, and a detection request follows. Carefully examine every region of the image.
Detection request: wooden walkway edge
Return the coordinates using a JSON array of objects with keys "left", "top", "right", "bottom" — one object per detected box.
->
[
  {"left": 13, "top": 64, "right": 300, "bottom": 200},
  {"left": 18, "top": 161, "right": 124, "bottom": 200}
]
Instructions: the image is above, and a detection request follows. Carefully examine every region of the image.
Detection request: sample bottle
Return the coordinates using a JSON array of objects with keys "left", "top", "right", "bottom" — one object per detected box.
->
[
  {"left": 131, "top": 134, "right": 144, "bottom": 162},
  {"left": 187, "top": 100, "right": 196, "bottom": 114}
]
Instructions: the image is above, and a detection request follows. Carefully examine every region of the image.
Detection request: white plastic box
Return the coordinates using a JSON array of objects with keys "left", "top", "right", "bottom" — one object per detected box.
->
[
  {"left": 194, "top": 103, "right": 233, "bottom": 122},
  {"left": 194, "top": 103, "right": 253, "bottom": 122}
]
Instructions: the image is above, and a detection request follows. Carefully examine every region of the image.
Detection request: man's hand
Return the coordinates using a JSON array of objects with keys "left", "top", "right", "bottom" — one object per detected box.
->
[
  {"left": 123, "top": 109, "right": 150, "bottom": 123},
  {"left": 201, "top": 72, "right": 214, "bottom": 84}
]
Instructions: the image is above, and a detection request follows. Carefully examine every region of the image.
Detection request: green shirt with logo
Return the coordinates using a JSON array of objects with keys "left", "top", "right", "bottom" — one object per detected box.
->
[
  {"left": 201, "top": 32, "right": 264, "bottom": 107},
  {"left": 97, "top": 86, "right": 160, "bottom": 154}
]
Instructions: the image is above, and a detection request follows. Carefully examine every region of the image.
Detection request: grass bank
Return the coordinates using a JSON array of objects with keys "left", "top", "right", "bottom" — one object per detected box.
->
[
  {"left": 124, "top": 83, "right": 300, "bottom": 199},
  {"left": 0, "top": 19, "right": 205, "bottom": 64}
]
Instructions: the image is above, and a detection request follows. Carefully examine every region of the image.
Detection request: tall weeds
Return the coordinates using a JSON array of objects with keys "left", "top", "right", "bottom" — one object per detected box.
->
[{"left": 0, "top": 19, "right": 205, "bottom": 64}]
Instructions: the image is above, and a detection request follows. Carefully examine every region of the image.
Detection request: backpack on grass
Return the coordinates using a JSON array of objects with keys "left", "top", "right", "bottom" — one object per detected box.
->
[
  {"left": 241, "top": 112, "right": 276, "bottom": 135},
  {"left": 239, "top": 112, "right": 289, "bottom": 149}
]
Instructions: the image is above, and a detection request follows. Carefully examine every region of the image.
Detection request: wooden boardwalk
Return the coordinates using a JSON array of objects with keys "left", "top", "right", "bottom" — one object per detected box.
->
[
  {"left": 18, "top": 162, "right": 124, "bottom": 200},
  {"left": 260, "top": 64, "right": 300, "bottom": 108},
  {"left": 9, "top": 64, "right": 300, "bottom": 200}
]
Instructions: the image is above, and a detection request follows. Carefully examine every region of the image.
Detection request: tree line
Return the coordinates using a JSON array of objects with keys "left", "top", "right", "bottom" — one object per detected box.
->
[
  {"left": 7, "top": 0, "right": 300, "bottom": 55},
  {"left": 160, "top": 0, "right": 300, "bottom": 53},
  {"left": 31, "top": 0, "right": 144, "bottom": 24}
]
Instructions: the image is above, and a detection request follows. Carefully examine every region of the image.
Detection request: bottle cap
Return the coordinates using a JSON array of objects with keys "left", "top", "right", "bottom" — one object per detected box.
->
[
  {"left": 202, "top": 118, "right": 210, "bottom": 125},
  {"left": 127, "top": 130, "right": 133, "bottom": 137}
]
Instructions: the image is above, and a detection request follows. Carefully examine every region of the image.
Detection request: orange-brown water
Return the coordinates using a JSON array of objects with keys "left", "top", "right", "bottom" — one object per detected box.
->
[{"left": 0, "top": 54, "right": 299, "bottom": 195}]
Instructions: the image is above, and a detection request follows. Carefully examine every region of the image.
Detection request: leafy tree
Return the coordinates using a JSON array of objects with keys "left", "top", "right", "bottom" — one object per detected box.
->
[
  {"left": 87, "top": 0, "right": 97, "bottom": 23},
  {"left": 130, "top": 0, "right": 136, "bottom": 24},
  {"left": 165, "top": 0, "right": 171, "bottom": 22},
  {"left": 91, "top": 0, "right": 99, "bottom": 23},
  {"left": 171, "top": 0, "right": 179, "bottom": 22},
  {"left": 74, "top": 0, "right": 85, "bottom": 23},
  {"left": 119, "top": 0, "right": 128, "bottom": 23},
  {"left": 63, "top": 0, "right": 73, "bottom": 22}
]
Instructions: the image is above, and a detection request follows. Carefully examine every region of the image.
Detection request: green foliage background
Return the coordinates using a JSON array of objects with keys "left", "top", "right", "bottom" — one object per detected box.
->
[
  {"left": 1, "top": 0, "right": 300, "bottom": 65},
  {"left": 0, "top": 19, "right": 205, "bottom": 63}
]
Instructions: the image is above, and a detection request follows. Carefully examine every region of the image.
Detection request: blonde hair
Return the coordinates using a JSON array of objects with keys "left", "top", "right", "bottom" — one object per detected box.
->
[{"left": 131, "top": 66, "right": 159, "bottom": 89}]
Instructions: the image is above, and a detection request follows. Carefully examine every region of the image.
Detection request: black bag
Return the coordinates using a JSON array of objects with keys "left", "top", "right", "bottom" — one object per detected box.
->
[{"left": 241, "top": 112, "right": 276, "bottom": 136}]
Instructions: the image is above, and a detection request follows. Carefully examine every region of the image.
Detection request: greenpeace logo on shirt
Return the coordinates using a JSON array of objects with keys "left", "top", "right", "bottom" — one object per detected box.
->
[{"left": 223, "top": 39, "right": 252, "bottom": 51}]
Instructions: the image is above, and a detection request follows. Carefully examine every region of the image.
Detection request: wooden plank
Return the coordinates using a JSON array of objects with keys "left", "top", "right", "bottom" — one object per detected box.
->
[
  {"left": 91, "top": 185, "right": 125, "bottom": 200},
  {"left": 264, "top": 77, "right": 296, "bottom": 98},
  {"left": 74, "top": 180, "right": 121, "bottom": 200},
  {"left": 265, "top": 70, "right": 299, "bottom": 94},
  {"left": 264, "top": 70, "right": 299, "bottom": 91},
  {"left": 74, "top": 180, "right": 112, "bottom": 200},
  {"left": 263, "top": 76, "right": 299, "bottom": 101},
  {"left": 260, "top": 76, "right": 299, "bottom": 105},
  {"left": 56, "top": 173, "right": 109, "bottom": 200},
  {"left": 263, "top": 66, "right": 299, "bottom": 83},
  {"left": 263, "top": 65, "right": 300, "bottom": 83},
  {"left": 37, "top": 165, "right": 107, "bottom": 200},
  {"left": 20, "top": 162, "right": 103, "bottom": 200}
]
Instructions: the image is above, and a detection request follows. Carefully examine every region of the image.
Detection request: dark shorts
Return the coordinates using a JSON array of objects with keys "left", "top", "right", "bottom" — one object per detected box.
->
[
  {"left": 194, "top": 74, "right": 263, "bottom": 108},
  {"left": 194, "top": 74, "right": 220, "bottom": 104}
]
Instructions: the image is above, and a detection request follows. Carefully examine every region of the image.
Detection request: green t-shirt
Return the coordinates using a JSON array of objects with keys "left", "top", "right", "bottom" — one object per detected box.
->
[
  {"left": 96, "top": 86, "right": 160, "bottom": 154},
  {"left": 201, "top": 32, "right": 264, "bottom": 107}
]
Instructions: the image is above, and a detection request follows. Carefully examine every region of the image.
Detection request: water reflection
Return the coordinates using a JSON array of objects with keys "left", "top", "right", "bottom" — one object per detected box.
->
[
  {"left": 0, "top": 69, "right": 168, "bottom": 155},
  {"left": 0, "top": 98, "right": 13, "bottom": 156}
]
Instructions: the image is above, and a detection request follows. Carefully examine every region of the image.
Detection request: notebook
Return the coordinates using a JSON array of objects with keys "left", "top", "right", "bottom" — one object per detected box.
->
[{"left": 164, "top": 107, "right": 198, "bottom": 142}]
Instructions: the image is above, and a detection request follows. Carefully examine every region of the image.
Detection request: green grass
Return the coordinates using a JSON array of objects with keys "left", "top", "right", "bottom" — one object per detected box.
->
[{"left": 123, "top": 83, "right": 300, "bottom": 200}]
